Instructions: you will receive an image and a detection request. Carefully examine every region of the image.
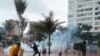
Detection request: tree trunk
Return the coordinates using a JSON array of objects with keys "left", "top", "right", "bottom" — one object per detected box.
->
[
  {"left": 82, "top": 52, "right": 86, "bottom": 56},
  {"left": 18, "top": 14, "right": 22, "bottom": 38},
  {"left": 82, "top": 41, "right": 86, "bottom": 56},
  {"left": 48, "top": 33, "right": 51, "bottom": 56},
  {"left": 78, "top": 50, "right": 80, "bottom": 56},
  {"left": 21, "top": 31, "right": 23, "bottom": 38},
  {"left": 20, "top": 30, "right": 23, "bottom": 42}
]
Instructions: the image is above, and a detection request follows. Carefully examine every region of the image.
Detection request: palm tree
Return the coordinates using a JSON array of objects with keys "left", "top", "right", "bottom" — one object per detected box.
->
[
  {"left": 40, "top": 11, "right": 65, "bottom": 54},
  {"left": 29, "top": 11, "right": 64, "bottom": 55},
  {"left": 14, "top": 0, "right": 28, "bottom": 38},
  {"left": 29, "top": 22, "right": 46, "bottom": 42},
  {"left": 14, "top": 0, "right": 27, "bottom": 15}
]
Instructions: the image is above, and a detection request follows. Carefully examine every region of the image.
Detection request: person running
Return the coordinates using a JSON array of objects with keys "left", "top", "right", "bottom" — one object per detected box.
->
[
  {"left": 9, "top": 42, "right": 21, "bottom": 56},
  {"left": 31, "top": 43, "right": 40, "bottom": 56}
]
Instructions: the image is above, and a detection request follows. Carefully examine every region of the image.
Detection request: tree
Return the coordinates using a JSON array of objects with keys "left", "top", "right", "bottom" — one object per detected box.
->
[
  {"left": 98, "top": 38, "right": 100, "bottom": 48},
  {"left": 29, "top": 11, "right": 64, "bottom": 55},
  {"left": 29, "top": 22, "right": 46, "bottom": 42},
  {"left": 96, "top": 33, "right": 100, "bottom": 48},
  {"left": 14, "top": 0, "right": 28, "bottom": 38},
  {"left": 14, "top": 0, "right": 27, "bottom": 15},
  {"left": 74, "top": 41, "right": 86, "bottom": 56},
  {"left": 74, "top": 24, "right": 97, "bottom": 56},
  {"left": 39, "top": 11, "right": 65, "bottom": 54},
  {"left": 2, "top": 20, "right": 15, "bottom": 37},
  {"left": 75, "top": 24, "right": 95, "bottom": 43},
  {"left": 11, "top": 35, "right": 20, "bottom": 42}
]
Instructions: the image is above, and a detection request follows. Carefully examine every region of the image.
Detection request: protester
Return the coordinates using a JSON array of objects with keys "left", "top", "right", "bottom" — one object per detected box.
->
[
  {"left": 9, "top": 42, "right": 21, "bottom": 56},
  {"left": 31, "top": 43, "right": 40, "bottom": 56}
]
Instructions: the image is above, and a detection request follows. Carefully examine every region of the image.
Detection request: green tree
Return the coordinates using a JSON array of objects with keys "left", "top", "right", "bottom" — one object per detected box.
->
[
  {"left": 2, "top": 20, "right": 15, "bottom": 37},
  {"left": 29, "top": 22, "right": 46, "bottom": 42},
  {"left": 74, "top": 24, "right": 97, "bottom": 56},
  {"left": 95, "top": 33, "right": 100, "bottom": 48},
  {"left": 40, "top": 11, "right": 65, "bottom": 54},
  {"left": 74, "top": 41, "right": 86, "bottom": 56},
  {"left": 75, "top": 24, "right": 95, "bottom": 43},
  {"left": 11, "top": 35, "right": 20, "bottom": 42},
  {"left": 98, "top": 38, "right": 100, "bottom": 48},
  {"left": 14, "top": 0, "right": 28, "bottom": 38},
  {"left": 29, "top": 11, "right": 64, "bottom": 55}
]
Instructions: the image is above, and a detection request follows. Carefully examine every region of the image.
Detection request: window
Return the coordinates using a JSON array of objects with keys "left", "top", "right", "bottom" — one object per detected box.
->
[
  {"left": 68, "top": 15, "right": 73, "bottom": 18},
  {"left": 95, "top": 1, "right": 100, "bottom": 5},
  {"left": 77, "top": 8, "right": 92, "bottom": 12},
  {"left": 77, "top": 0, "right": 82, "bottom": 3},
  {"left": 82, "top": 0, "right": 92, "bottom": 2},
  {"left": 95, "top": 7, "right": 99, "bottom": 10},
  {"left": 95, "top": 7, "right": 100, "bottom": 10},
  {"left": 95, "top": 11, "right": 100, "bottom": 15},
  {"left": 77, "top": 0, "right": 92, "bottom": 3},
  {"left": 77, "top": 5, "right": 83, "bottom": 8},
  {"left": 76, "top": 17, "right": 92, "bottom": 22},
  {"left": 68, "top": 19, "right": 74, "bottom": 22},
  {"left": 77, "top": 3, "right": 93, "bottom": 8},
  {"left": 77, "top": 22, "right": 92, "bottom": 26},
  {"left": 95, "top": 21, "right": 100, "bottom": 25},
  {"left": 83, "top": 22, "right": 92, "bottom": 26},
  {"left": 77, "top": 9, "right": 84, "bottom": 12},
  {"left": 77, "top": 13, "right": 92, "bottom": 17},
  {"left": 95, "top": 16, "right": 100, "bottom": 20},
  {"left": 95, "top": 26, "right": 100, "bottom": 30},
  {"left": 85, "top": 8, "right": 92, "bottom": 11}
]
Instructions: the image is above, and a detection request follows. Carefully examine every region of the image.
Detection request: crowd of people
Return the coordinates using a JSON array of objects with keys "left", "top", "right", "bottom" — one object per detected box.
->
[
  {"left": 0, "top": 41, "right": 65, "bottom": 56},
  {"left": 8, "top": 42, "right": 41, "bottom": 56}
]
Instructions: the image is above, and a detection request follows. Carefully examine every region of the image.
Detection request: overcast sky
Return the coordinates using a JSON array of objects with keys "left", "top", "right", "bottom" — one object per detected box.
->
[{"left": 0, "top": 0, "right": 68, "bottom": 26}]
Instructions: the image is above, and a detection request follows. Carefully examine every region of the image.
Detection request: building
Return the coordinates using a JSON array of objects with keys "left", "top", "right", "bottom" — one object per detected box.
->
[
  {"left": 68, "top": 0, "right": 100, "bottom": 32},
  {"left": 5, "top": 19, "right": 20, "bottom": 39}
]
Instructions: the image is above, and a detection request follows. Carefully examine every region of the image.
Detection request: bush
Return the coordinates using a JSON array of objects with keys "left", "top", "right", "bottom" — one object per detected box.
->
[
  {"left": 97, "top": 39, "right": 100, "bottom": 48},
  {"left": 11, "top": 35, "right": 20, "bottom": 42}
]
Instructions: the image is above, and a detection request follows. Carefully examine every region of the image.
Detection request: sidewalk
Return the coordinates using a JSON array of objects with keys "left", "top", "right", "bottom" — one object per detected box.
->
[{"left": 0, "top": 49, "right": 97, "bottom": 56}]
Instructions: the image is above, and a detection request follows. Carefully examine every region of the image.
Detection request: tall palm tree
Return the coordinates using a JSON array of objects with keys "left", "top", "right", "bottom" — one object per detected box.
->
[
  {"left": 40, "top": 11, "right": 65, "bottom": 55},
  {"left": 14, "top": 0, "right": 27, "bottom": 15},
  {"left": 29, "top": 11, "right": 65, "bottom": 55},
  {"left": 14, "top": 0, "right": 28, "bottom": 38}
]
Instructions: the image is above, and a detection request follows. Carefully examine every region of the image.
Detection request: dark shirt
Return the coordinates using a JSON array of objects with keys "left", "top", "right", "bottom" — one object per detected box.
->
[{"left": 33, "top": 45, "right": 39, "bottom": 52}]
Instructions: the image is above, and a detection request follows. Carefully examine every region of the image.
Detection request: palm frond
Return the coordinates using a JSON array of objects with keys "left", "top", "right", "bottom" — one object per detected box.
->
[{"left": 14, "top": 0, "right": 27, "bottom": 15}]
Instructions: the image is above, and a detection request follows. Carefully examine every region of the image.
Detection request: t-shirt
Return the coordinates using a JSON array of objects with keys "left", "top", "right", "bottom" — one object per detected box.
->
[{"left": 9, "top": 44, "right": 20, "bottom": 56}]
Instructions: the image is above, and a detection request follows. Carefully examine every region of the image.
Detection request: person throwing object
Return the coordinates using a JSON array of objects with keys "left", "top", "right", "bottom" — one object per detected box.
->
[{"left": 31, "top": 43, "right": 40, "bottom": 56}]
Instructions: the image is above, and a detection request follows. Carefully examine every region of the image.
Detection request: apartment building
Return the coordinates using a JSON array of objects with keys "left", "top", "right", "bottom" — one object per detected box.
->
[{"left": 68, "top": 0, "right": 100, "bottom": 32}]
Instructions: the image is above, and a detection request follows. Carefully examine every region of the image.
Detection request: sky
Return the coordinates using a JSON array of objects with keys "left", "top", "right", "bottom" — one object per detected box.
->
[{"left": 0, "top": 0, "right": 68, "bottom": 26}]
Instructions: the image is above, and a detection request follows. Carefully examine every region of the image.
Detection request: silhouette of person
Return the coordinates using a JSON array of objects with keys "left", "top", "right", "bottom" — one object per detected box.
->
[
  {"left": 31, "top": 43, "right": 40, "bottom": 56},
  {"left": 9, "top": 42, "right": 21, "bottom": 56}
]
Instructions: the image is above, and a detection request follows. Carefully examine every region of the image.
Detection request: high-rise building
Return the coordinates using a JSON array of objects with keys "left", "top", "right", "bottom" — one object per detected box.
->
[{"left": 68, "top": 0, "right": 100, "bottom": 32}]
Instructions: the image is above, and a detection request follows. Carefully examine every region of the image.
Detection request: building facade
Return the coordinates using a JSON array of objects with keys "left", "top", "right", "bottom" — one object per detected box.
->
[
  {"left": 68, "top": 0, "right": 100, "bottom": 32},
  {"left": 5, "top": 19, "right": 20, "bottom": 39}
]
